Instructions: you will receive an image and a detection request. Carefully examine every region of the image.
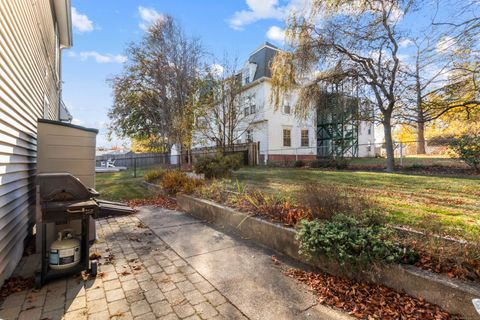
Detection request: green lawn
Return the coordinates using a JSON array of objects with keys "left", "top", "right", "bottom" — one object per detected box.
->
[
  {"left": 95, "top": 168, "right": 154, "bottom": 201},
  {"left": 231, "top": 167, "right": 480, "bottom": 240},
  {"left": 349, "top": 156, "right": 467, "bottom": 168}
]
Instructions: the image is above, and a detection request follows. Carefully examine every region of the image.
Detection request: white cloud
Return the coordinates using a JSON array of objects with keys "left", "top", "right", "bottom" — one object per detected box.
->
[
  {"left": 228, "top": 0, "right": 402, "bottom": 30},
  {"left": 71, "top": 7, "right": 94, "bottom": 33},
  {"left": 266, "top": 26, "right": 286, "bottom": 43},
  {"left": 436, "top": 36, "right": 457, "bottom": 53},
  {"left": 210, "top": 64, "right": 225, "bottom": 76},
  {"left": 79, "top": 51, "right": 127, "bottom": 64},
  {"left": 71, "top": 118, "right": 84, "bottom": 126},
  {"left": 228, "top": 0, "right": 313, "bottom": 30},
  {"left": 399, "top": 38, "right": 413, "bottom": 48},
  {"left": 138, "top": 6, "right": 166, "bottom": 31}
]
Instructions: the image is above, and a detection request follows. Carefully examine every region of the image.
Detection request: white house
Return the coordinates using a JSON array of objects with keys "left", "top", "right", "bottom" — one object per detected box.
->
[
  {"left": 193, "top": 42, "right": 375, "bottom": 163},
  {"left": 0, "top": 0, "right": 73, "bottom": 285}
]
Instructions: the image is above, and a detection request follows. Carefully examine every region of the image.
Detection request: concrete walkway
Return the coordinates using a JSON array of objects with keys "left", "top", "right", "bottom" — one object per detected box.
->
[
  {"left": 0, "top": 207, "right": 351, "bottom": 320},
  {"left": 136, "top": 207, "right": 350, "bottom": 320}
]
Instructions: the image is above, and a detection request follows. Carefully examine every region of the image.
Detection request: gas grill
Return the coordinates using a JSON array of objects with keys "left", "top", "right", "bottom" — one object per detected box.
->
[{"left": 35, "top": 173, "right": 100, "bottom": 287}]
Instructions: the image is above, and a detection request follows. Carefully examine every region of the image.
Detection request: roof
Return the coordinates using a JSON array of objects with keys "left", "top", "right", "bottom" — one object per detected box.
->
[
  {"left": 248, "top": 42, "right": 281, "bottom": 81},
  {"left": 52, "top": 0, "right": 73, "bottom": 48},
  {"left": 38, "top": 118, "right": 98, "bottom": 133}
]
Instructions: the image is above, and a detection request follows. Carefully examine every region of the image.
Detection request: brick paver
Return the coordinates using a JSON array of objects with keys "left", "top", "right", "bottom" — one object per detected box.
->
[{"left": 0, "top": 215, "right": 246, "bottom": 320}]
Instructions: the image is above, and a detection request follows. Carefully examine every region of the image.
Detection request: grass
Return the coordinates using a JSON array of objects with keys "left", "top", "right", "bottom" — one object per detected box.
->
[
  {"left": 231, "top": 167, "right": 480, "bottom": 240},
  {"left": 95, "top": 168, "right": 154, "bottom": 201},
  {"left": 350, "top": 156, "right": 467, "bottom": 168}
]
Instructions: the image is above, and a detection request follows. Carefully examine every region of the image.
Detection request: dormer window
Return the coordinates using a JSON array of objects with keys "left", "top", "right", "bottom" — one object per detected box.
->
[
  {"left": 245, "top": 75, "right": 250, "bottom": 84},
  {"left": 283, "top": 105, "right": 291, "bottom": 114}
]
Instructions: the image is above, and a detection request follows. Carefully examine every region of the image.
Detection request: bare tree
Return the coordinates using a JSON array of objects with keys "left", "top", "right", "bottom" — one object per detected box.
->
[
  {"left": 194, "top": 59, "right": 259, "bottom": 151},
  {"left": 108, "top": 16, "right": 203, "bottom": 155},
  {"left": 272, "top": 0, "right": 414, "bottom": 172},
  {"left": 400, "top": 2, "right": 480, "bottom": 153}
]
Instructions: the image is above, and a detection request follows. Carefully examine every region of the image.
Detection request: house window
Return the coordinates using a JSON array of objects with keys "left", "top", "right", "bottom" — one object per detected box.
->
[
  {"left": 246, "top": 130, "right": 253, "bottom": 143},
  {"left": 250, "top": 103, "right": 256, "bottom": 114},
  {"left": 283, "top": 129, "right": 291, "bottom": 147},
  {"left": 368, "top": 125, "right": 372, "bottom": 135},
  {"left": 301, "top": 130, "right": 309, "bottom": 147},
  {"left": 283, "top": 105, "right": 291, "bottom": 114},
  {"left": 244, "top": 106, "right": 250, "bottom": 117}
]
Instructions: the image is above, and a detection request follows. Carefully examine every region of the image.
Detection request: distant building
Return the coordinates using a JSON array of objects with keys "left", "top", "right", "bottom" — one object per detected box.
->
[
  {"left": 193, "top": 42, "right": 375, "bottom": 163},
  {"left": 0, "top": 0, "right": 73, "bottom": 284}
]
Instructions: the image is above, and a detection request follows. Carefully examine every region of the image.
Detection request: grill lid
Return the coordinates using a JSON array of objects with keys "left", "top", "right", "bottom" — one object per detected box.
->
[{"left": 36, "top": 173, "right": 99, "bottom": 201}]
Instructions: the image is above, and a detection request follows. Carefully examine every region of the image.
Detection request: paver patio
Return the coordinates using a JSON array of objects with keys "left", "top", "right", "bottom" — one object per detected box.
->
[{"left": 0, "top": 207, "right": 350, "bottom": 320}]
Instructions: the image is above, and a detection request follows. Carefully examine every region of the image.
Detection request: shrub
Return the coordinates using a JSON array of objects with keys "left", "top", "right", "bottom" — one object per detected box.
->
[
  {"left": 223, "top": 153, "right": 244, "bottom": 170},
  {"left": 293, "top": 160, "right": 305, "bottom": 168},
  {"left": 266, "top": 160, "right": 280, "bottom": 167},
  {"left": 144, "top": 168, "right": 166, "bottom": 183},
  {"left": 309, "top": 158, "right": 349, "bottom": 169},
  {"left": 161, "top": 170, "right": 203, "bottom": 195},
  {"left": 228, "top": 189, "right": 311, "bottom": 226},
  {"left": 194, "top": 153, "right": 243, "bottom": 179},
  {"left": 296, "top": 215, "right": 407, "bottom": 268},
  {"left": 299, "top": 183, "right": 372, "bottom": 220},
  {"left": 449, "top": 134, "right": 480, "bottom": 173}
]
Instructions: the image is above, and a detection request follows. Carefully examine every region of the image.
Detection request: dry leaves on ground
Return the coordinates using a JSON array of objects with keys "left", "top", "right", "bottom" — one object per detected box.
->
[
  {"left": 415, "top": 254, "right": 480, "bottom": 283},
  {"left": 0, "top": 277, "right": 34, "bottom": 299},
  {"left": 127, "top": 196, "right": 177, "bottom": 210},
  {"left": 283, "top": 268, "right": 460, "bottom": 320}
]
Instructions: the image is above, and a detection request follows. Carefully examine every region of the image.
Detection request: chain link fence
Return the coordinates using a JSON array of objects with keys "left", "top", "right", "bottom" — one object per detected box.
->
[
  {"left": 257, "top": 138, "right": 466, "bottom": 169},
  {"left": 95, "top": 138, "right": 467, "bottom": 177}
]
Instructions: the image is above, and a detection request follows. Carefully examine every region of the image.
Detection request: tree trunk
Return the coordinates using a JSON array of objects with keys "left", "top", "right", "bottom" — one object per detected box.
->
[
  {"left": 383, "top": 117, "right": 395, "bottom": 173},
  {"left": 416, "top": 121, "right": 426, "bottom": 154},
  {"left": 415, "top": 63, "right": 427, "bottom": 155}
]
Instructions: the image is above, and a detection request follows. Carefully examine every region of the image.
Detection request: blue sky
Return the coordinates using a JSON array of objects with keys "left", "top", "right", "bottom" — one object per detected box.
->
[{"left": 64, "top": 0, "right": 299, "bottom": 147}]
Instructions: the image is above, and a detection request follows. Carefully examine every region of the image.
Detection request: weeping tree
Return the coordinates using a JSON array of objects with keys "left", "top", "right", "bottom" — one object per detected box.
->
[
  {"left": 108, "top": 16, "right": 203, "bottom": 157},
  {"left": 271, "top": 0, "right": 415, "bottom": 172}
]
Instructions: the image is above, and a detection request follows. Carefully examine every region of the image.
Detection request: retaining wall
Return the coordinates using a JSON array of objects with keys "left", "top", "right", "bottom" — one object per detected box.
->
[{"left": 177, "top": 194, "right": 480, "bottom": 319}]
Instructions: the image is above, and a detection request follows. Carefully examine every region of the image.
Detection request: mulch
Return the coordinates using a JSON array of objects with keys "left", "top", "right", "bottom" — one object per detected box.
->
[
  {"left": 414, "top": 253, "right": 480, "bottom": 283},
  {"left": 282, "top": 267, "right": 460, "bottom": 320},
  {"left": 127, "top": 195, "right": 178, "bottom": 210}
]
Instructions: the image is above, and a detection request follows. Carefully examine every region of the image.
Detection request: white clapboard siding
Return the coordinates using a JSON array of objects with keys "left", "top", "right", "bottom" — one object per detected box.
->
[{"left": 0, "top": 0, "right": 62, "bottom": 285}]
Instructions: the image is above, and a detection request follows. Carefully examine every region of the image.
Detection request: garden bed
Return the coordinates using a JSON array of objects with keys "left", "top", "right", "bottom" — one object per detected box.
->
[{"left": 177, "top": 194, "right": 480, "bottom": 319}]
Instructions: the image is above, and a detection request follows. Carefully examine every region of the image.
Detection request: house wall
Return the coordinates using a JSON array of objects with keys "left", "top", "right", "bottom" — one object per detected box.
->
[
  {"left": 0, "top": 0, "right": 63, "bottom": 285},
  {"left": 261, "top": 81, "right": 317, "bottom": 158},
  {"left": 358, "top": 121, "right": 375, "bottom": 157}
]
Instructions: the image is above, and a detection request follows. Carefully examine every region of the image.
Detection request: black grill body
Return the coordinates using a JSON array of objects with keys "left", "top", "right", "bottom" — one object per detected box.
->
[{"left": 35, "top": 173, "right": 99, "bottom": 287}]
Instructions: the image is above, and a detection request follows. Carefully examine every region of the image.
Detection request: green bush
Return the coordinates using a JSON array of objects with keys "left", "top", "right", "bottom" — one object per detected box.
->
[
  {"left": 161, "top": 170, "right": 203, "bottom": 195},
  {"left": 194, "top": 153, "right": 243, "bottom": 179},
  {"left": 449, "top": 134, "right": 480, "bottom": 173},
  {"left": 223, "top": 153, "right": 244, "bottom": 170},
  {"left": 309, "top": 158, "right": 349, "bottom": 169},
  {"left": 293, "top": 160, "right": 306, "bottom": 168},
  {"left": 144, "top": 168, "right": 166, "bottom": 183},
  {"left": 296, "top": 215, "right": 408, "bottom": 268}
]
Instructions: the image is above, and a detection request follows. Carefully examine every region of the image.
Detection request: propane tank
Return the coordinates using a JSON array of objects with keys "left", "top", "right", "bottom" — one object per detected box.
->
[{"left": 49, "top": 229, "right": 80, "bottom": 270}]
